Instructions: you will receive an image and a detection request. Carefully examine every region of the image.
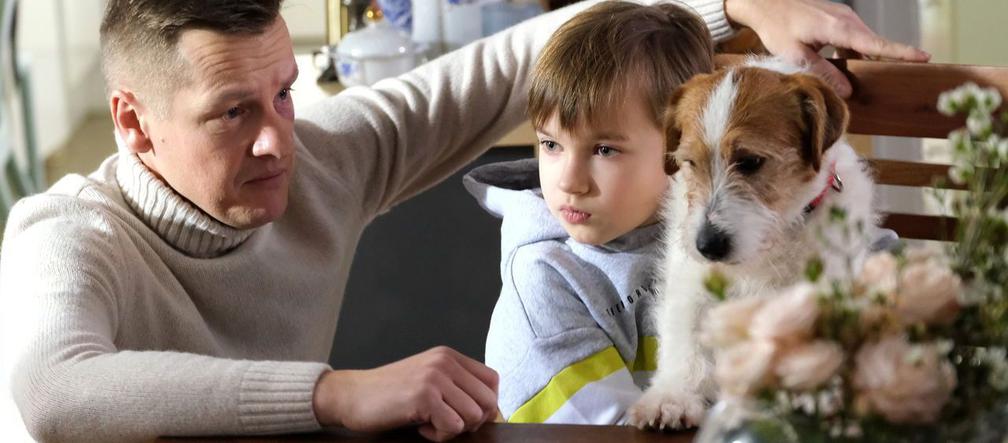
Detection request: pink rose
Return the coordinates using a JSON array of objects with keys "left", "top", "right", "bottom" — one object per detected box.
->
[
  {"left": 903, "top": 245, "right": 945, "bottom": 267},
  {"left": 749, "top": 283, "right": 820, "bottom": 343},
  {"left": 857, "top": 252, "right": 899, "bottom": 297},
  {"left": 775, "top": 340, "right": 845, "bottom": 390},
  {"left": 895, "top": 261, "right": 962, "bottom": 325},
  {"left": 714, "top": 340, "right": 777, "bottom": 396},
  {"left": 701, "top": 296, "right": 766, "bottom": 348},
  {"left": 852, "top": 335, "right": 956, "bottom": 424}
]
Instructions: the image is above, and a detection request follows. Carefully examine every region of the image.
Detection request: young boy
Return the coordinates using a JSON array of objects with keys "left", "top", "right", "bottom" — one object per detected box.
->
[{"left": 463, "top": 1, "right": 714, "bottom": 425}]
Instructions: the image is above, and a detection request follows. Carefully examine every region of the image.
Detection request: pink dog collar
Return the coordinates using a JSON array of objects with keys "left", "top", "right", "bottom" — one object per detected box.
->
[{"left": 804, "top": 162, "right": 844, "bottom": 214}]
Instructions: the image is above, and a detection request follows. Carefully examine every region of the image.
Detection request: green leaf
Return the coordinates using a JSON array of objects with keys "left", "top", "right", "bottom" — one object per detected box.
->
[
  {"left": 704, "top": 270, "right": 729, "bottom": 301},
  {"left": 805, "top": 257, "right": 824, "bottom": 282}
]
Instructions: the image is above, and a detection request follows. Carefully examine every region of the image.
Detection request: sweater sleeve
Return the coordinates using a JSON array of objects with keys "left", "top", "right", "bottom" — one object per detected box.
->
[
  {"left": 294, "top": 0, "right": 732, "bottom": 218},
  {"left": 0, "top": 200, "right": 329, "bottom": 442},
  {"left": 486, "top": 247, "right": 646, "bottom": 425}
]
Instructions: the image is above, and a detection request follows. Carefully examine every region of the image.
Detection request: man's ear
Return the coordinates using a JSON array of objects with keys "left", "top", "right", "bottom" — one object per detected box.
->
[
  {"left": 794, "top": 74, "right": 849, "bottom": 172},
  {"left": 663, "top": 87, "right": 686, "bottom": 175},
  {"left": 110, "top": 89, "right": 154, "bottom": 154}
]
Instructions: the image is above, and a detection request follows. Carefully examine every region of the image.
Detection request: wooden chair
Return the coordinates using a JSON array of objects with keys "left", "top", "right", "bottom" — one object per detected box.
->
[{"left": 715, "top": 53, "right": 1008, "bottom": 242}]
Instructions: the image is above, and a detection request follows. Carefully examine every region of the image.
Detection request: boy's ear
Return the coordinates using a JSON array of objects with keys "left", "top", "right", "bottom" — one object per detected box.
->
[
  {"left": 794, "top": 74, "right": 849, "bottom": 172},
  {"left": 110, "top": 89, "right": 154, "bottom": 155},
  {"left": 664, "top": 87, "right": 686, "bottom": 175}
]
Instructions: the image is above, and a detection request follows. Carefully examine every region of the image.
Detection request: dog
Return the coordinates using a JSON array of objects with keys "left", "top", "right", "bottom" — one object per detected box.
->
[{"left": 626, "top": 57, "right": 880, "bottom": 430}]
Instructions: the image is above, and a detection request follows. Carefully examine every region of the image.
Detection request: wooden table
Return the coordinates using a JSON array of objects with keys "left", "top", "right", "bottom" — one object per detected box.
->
[{"left": 161, "top": 423, "right": 694, "bottom": 442}]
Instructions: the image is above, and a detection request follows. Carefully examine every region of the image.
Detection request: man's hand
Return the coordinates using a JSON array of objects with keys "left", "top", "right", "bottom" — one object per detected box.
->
[
  {"left": 724, "top": 0, "right": 931, "bottom": 97},
  {"left": 312, "top": 346, "right": 499, "bottom": 442}
]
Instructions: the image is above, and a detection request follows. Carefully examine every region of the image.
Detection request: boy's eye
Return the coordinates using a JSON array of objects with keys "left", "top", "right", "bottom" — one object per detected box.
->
[
  {"left": 540, "top": 140, "right": 560, "bottom": 152},
  {"left": 595, "top": 145, "right": 619, "bottom": 157}
]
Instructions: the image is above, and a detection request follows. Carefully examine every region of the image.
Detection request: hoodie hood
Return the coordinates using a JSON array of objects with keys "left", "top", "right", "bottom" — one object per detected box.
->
[{"left": 463, "top": 159, "right": 567, "bottom": 255}]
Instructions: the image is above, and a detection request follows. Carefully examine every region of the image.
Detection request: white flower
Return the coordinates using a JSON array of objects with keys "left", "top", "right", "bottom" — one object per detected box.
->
[
  {"left": 948, "top": 164, "right": 969, "bottom": 184},
  {"left": 937, "top": 91, "right": 957, "bottom": 116},
  {"left": 997, "top": 138, "right": 1008, "bottom": 160},
  {"left": 715, "top": 340, "right": 777, "bottom": 396},
  {"left": 967, "top": 111, "right": 993, "bottom": 136},
  {"left": 701, "top": 296, "right": 766, "bottom": 348},
  {"left": 944, "top": 85, "right": 971, "bottom": 112},
  {"left": 964, "top": 82, "right": 983, "bottom": 102},
  {"left": 948, "top": 129, "right": 969, "bottom": 151},
  {"left": 774, "top": 340, "right": 845, "bottom": 390},
  {"left": 852, "top": 335, "right": 957, "bottom": 424},
  {"left": 748, "top": 283, "right": 820, "bottom": 344},
  {"left": 895, "top": 260, "right": 962, "bottom": 325},
  {"left": 980, "top": 348, "right": 1008, "bottom": 391},
  {"left": 982, "top": 135, "right": 1003, "bottom": 158},
  {"left": 857, "top": 252, "right": 899, "bottom": 297},
  {"left": 979, "top": 86, "right": 1002, "bottom": 113}
]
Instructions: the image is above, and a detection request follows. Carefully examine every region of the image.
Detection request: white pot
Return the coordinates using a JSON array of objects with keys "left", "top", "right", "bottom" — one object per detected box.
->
[{"left": 336, "top": 19, "right": 417, "bottom": 87}]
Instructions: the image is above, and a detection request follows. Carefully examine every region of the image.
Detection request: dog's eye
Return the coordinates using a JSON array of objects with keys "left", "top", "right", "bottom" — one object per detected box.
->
[
  {"left": 678, "top": 159, "right": 695, "bottom": 168},
  {"left": 735, "top": 155, "right": 765, "bottom": 175}
]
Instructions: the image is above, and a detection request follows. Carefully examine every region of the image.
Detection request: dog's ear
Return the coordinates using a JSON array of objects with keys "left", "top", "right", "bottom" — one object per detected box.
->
[
  {"left": 794, "top": 74, "right": 849, "bottom": 172},
  {"left": 664, "top": 86, "right": 687, "bottom": 175}
]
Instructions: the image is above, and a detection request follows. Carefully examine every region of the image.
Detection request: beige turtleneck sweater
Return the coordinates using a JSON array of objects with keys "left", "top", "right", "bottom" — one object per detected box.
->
[{"left": 0, "top": 1, "right": 731, "bottom": 441}]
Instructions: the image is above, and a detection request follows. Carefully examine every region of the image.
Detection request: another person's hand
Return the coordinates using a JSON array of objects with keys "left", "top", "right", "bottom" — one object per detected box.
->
[
  {"left": 724, "top": 0, "right": 931, "bottom": 97},
  {"left": 312, "top": 346, "right": 499, "bottom": 442}
]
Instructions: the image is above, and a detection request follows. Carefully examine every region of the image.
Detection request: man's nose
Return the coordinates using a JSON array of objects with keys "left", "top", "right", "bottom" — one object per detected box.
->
[
  {"left": 558, "top": 158, "right": 589, "bottom": 195},
  {"left": 251, "top": 122, "right": 293, "bottom": 159}
]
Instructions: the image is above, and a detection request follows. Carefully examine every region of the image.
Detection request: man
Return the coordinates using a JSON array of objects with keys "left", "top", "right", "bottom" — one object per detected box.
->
[{"left": 0, "top": 0, "right": 928, "bottom": 441}]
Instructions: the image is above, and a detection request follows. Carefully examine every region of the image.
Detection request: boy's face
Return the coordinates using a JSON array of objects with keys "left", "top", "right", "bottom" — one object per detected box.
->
[{"left": 537, "top": 96, "right": 668, "bottom": 245}]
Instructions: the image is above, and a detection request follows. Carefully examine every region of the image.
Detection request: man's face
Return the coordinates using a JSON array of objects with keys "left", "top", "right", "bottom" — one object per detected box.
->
[
  {"left": 537, "top": 95, "right": 668, "bottom": 245},
  {"left": 137, "top": 18, "right": 298, "bottom": 229}
]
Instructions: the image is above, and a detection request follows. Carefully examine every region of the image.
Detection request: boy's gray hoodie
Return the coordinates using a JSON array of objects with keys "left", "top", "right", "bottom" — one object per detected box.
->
[{"left": 464, "top": 159, "right": 662, "bottom": 425}]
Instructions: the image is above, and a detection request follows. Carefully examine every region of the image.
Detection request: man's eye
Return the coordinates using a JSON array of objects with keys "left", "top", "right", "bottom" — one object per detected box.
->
[
  {"left": 540, "top": 140, "right": 560, "bottom": 152},
  {"left": 735, "top": 155, "right": 765, "bottom": 175},
  {"left": 224, "top": 107, "right": 245, "bottom": 121},
  {"left": 595, "top": 145, "right": 619, "bottom": 157}
]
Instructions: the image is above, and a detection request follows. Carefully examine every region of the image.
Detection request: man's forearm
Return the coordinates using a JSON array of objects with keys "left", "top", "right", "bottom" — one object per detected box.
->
[{"left": 12, "top": 350, "right": 328, "bottom": 441}]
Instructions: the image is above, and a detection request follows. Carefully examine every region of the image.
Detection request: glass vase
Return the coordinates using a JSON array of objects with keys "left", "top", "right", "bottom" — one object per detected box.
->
[{"left": 694, "top": 397, "right": 799, "bottom": 443}]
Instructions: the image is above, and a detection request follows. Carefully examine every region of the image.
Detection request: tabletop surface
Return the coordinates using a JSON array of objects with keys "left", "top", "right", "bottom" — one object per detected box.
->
[{"left": 160, "top": 423, "right": 694, "bottom": 443}]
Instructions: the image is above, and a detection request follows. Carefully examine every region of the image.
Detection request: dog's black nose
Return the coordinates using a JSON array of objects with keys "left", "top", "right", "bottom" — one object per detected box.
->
[{"left": 696, "top": 223, "right": 732, "bottom": 261}]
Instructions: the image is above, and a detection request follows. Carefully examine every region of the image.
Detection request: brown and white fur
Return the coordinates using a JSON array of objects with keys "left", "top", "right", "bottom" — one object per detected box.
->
[{"left": 627, "top": 57, "right": 878, "bottom": 429}]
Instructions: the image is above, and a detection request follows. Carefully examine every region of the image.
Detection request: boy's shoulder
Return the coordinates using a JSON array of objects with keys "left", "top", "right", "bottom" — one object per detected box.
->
[
  {"left": 506, "top": 239, "right": 615, "bottom": 301},
  {"left": 509, "top": 238, "right": 578, "bottom": 275}
]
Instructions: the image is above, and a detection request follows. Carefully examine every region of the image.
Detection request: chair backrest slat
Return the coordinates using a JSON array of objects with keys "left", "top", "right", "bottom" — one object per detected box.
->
[
  {"left": 880, "top": 213, "right": 957, "bottom": 242},
  {"left": 836, "top": 59, "right": 1008, "bottom": 139},
  {"left": 866, "top": 159, "right": 962, "bottom": 190}
]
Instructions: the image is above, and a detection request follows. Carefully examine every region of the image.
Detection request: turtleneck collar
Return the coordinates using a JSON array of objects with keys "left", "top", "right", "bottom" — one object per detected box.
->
[{"left": 114, "top": 152, "right": 255, "bottom": 258}]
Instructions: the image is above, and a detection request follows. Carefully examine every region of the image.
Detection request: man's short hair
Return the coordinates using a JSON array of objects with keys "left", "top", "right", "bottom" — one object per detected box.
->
[
  {"left": 100, "top": 0, "right": 284, "bottom": 113},
  {"left": 528, "top": 0, "right": 714, "bottom": 130}
]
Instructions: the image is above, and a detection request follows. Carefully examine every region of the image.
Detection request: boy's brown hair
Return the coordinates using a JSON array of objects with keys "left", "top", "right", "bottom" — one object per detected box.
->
[{"left": 528, "top": 0, "right": 714, "bottom": 134}]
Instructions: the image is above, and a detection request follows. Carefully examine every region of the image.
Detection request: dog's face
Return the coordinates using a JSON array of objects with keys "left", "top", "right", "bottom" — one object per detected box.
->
[{"left": 666, "top": 66, "right": 848, "bottom": 264}]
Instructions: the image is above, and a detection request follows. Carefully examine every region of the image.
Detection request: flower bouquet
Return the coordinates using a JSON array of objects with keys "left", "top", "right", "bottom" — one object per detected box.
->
[{"left": 695, "top": 83, "right": 1008, "bottom": 443}]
